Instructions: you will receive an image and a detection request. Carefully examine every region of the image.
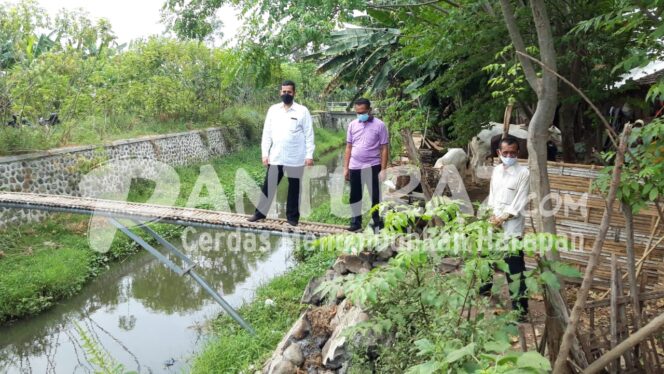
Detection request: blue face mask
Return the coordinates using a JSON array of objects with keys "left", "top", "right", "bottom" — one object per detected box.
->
[
  {"left": 500, "top": 155, "right": 517, "bottom": 167},
  {"left": 357, "top": 113, "right": 370, "bottom": 122}
]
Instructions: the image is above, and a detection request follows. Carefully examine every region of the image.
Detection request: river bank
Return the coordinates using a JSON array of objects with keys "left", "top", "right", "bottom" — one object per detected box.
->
[
  {"left": 191, "top": 250, "right": 337, "bottom": 373},
  {"left": 0, "top": 126, "right": 346, "bottom": 325}
]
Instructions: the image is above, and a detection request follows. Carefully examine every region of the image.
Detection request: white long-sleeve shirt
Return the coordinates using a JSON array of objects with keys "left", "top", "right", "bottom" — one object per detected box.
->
[
  {"left": 261, "top": 101, "right": 315, "bottom": 167},
  {"left": 487, "top": 163, "right": 530, "bottom": 237}
]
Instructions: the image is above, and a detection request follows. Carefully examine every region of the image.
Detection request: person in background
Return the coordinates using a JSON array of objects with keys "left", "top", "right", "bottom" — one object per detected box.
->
[
  {"left": 483, "top": 136, "right": 530, "bottom": 320},
  {"left": 343, "top": 98, "right": 389, "bottom": 232},
  {"left": 247, "top": 80, "right": 314, "bottom": 226}
]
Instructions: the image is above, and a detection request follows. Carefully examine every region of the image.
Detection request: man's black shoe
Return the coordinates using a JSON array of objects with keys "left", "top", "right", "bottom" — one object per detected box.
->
[
  {"left": 287, "top": 219, "right": 298, "bottom": 227},
  {"left": 347, "top": 225, "right": 362, "bottom": 232},
  {"left": 247, "top": 214, "right": 265, "bottom": 222}
]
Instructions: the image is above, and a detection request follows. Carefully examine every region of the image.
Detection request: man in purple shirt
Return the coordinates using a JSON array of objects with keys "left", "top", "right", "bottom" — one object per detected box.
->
[{"left": 344, "top": 98, "right": 389, "bottom": 232}]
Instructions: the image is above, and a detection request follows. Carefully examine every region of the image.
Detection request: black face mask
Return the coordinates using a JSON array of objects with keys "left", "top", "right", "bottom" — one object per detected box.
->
[{"left": 281, "top": 94, "right": 294, "bottom": 105}]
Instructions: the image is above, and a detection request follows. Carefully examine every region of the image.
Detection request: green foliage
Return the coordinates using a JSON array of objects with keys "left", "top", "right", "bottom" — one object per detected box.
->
[
  {"left": 0, "top": 125, "right": 53, "bottom": 154},
  {"left": 164, "top": 0, "right": 363, "bottom": 52},
  {"left": 0, "top": 215, "right": 112, "bottom": 322},
  {"left": 169, "top": 0, "right": 655, "bottom": 148},
  {"left": 312, "top": 198, "right": 572, "bottom": 372},
  {"left": 311, "top": 126, "right": 347, "bottom": 156},
  {"left": 573, "top": 0, "right": 664, "bottom": 101},
  {"left": 69, "top": 147, "right": 109, "bottom": 174},
  {"left": 595, "top": 119, "right": 664, "bottom": 213},
  {"left": 0, "top": 1, "right": 331, "bottom": 155},
  {"left": 483, "top": 45, "right": 535, "bottom": 104},
  {"left": 307, "top": 27, "right": 402, "bottom": 94}
]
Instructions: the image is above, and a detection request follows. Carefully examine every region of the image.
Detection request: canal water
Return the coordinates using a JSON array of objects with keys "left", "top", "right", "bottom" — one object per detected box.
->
[{"left": 0, "top": 151, "right": 344, "bottom": 373}]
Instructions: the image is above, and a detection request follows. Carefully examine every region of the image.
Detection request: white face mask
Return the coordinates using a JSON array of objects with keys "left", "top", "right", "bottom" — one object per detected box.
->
[{"left": 500, "top": 155, "right": 517, "bottom": 167}]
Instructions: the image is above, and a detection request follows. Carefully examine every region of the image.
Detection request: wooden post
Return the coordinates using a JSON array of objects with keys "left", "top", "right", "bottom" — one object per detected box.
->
[
  {"left": 615, "top": 258, "right": 635, "bottom": 370},
  {"left": 503, "top": 103, "right": 514, "bottom": 139},
  {"left": 622, "top": 203, "right": 642, "bottom": 331},
  {"left": 401, "top": 129, "right": 434, "bottom": 200},
  {"left": 518, "top": 324, "right": 528, "bottom": 352},
  {"left": 610, "top": 254, "right": 619, "bottom": 374}
]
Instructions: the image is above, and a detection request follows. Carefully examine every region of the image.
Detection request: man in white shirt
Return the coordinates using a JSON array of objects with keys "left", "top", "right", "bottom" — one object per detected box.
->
[
  {"left": 483, "top": 136, "right": 530, "bottom": 320},
  {"left": 247, "top": 80, "right": 315, "bottom": 226}
]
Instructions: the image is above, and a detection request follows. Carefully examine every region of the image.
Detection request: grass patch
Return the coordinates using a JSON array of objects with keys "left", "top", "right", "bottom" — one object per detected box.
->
[
  {"left": 315, "top": 126, "right": 348, "bottom": 156},
  {"left": 191, "top": 250, "right": 336, "bottom": 373},
  {"left": 304, "top": 200, "right": 348, "bottom": 225},
  {"left": 0, "top": 214, "right": 143, "bottom": 322}
]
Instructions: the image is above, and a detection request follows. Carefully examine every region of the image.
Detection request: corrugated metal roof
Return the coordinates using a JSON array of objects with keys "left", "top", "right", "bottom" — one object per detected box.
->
[{"left": 614, "top": 59, "right": 664, "bottom": 88}]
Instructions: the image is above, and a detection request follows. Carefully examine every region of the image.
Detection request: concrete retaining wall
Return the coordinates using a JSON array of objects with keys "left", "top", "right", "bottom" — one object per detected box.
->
[{"left": 0, "top": 127, "right": 250, "bottom": 228}]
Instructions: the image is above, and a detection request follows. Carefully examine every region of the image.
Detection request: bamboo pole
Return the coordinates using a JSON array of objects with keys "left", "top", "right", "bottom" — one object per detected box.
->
[
  {"left": 622, "top": 203, "right": 642, "bottom": 331},
  {"left": 614, "top": 258, "right": 635, "bottom": 370}
]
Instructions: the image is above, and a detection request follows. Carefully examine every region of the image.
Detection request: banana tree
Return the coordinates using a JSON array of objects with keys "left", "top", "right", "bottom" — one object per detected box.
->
[{"left": 307, "top": 26, "right": 402, "bottom": 96}]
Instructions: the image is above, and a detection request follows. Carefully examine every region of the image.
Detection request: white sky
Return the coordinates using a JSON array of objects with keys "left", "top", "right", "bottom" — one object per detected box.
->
[{"left": 38, "top": 0, "right": 241, "bottom": 45}]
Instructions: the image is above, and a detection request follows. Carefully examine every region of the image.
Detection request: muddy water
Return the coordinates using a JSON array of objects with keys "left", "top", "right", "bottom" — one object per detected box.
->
[{"left": 0, "top": 151, "right": 344, "bottom": 373}]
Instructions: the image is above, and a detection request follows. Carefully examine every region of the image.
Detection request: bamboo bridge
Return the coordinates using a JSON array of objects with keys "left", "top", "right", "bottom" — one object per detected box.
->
[{"left": 0, "top": 191, "right": 346, "bottom": 237}]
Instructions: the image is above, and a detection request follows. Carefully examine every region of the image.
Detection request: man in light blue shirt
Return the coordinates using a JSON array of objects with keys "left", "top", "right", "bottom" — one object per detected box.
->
[{"left": 247, "top": 80, "right": 315, "bottom": 226}]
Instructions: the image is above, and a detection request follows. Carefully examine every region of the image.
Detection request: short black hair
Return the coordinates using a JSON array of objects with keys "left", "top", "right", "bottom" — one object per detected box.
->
[
  {"left": 354, "top": 98, "right": 371, "bottom": 108},
  {"left": 281, "top": 80, "right": 296, "bottom": 90},
  {"left": 500, "top": 135, "right": 520, "bottom": 151}
]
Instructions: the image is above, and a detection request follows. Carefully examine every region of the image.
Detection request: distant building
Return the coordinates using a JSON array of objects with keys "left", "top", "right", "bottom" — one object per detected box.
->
[{"left": 611, "top": 59, "right": 664, "bottom": 122}]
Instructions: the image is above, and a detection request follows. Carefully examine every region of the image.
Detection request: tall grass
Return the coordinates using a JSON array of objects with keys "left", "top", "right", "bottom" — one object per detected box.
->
[{"left": 0, "top": 105, "right": 265, "bottom": 156}]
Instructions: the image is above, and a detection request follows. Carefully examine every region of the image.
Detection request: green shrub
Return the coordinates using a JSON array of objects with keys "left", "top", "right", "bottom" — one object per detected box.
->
[{"left": 313, "top": 198, "right": 575, "bottom": 372}]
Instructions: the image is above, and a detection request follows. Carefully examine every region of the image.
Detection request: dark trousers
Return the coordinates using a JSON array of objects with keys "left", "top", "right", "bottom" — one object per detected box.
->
[
  {"left": 255, "top": 164, "right": 303, "bottom": 222},
  {"left": 349, "top": 165, "right": 382, "bottom": 227},
  {"left": 480, "top": 251, "right": 529, "bottom": 315}
]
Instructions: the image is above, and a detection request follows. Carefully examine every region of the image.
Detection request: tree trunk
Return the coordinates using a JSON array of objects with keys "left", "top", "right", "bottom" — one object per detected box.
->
[
  {"left": 521, "top": 0, "right": 559, "bottom": 236},
  {"left": 499, "top": 1, "right": 579, "bottom": 368},
  {"left": 557, "top": 41, "right": 583, "bottom": 163},
  {"left": 528, "top": 97, "right": 557, "bottom": 234},
  {"left": 558, "top": 101, "right": 577, "bottom": 163}
]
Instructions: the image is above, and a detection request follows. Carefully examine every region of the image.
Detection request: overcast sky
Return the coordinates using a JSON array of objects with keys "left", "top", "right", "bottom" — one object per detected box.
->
[{"left": 38, "top": 0, "right": 240, "bottom": 45}]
